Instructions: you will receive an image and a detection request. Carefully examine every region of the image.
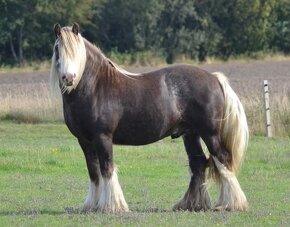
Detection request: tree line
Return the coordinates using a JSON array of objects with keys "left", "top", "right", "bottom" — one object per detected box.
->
[{"left": 0, "top": 0, "right": 289, "bottom": 65}]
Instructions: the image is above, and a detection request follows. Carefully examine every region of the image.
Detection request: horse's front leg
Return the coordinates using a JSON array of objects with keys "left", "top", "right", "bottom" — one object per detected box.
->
[
  {"left": 95, "top": 133, "right": 129, "bottom": 213},
  {"left": 79, "top": 139, "right": 103, "bottom": 212}
]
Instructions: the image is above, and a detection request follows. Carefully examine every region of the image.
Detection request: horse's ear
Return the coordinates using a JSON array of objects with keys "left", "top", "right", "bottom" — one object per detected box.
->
[
  {"left": 72, "top": 22, "right": 79, "bottom": 35},
  {"left": 54, "top": 23, "right": 61, "bottom": 39}
]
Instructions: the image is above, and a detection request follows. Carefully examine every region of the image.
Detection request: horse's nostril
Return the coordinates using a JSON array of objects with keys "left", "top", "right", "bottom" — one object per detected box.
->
[{"left": 62, "top": 74, "right": 75, "bottom": 86}]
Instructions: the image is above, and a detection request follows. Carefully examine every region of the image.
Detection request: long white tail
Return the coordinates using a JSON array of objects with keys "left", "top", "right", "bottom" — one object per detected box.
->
[
  {"left": 209, "top": 72, "right": 249, "bottom": 211},
  {"left": 213, "top": 72, "right": 249, "bottom": 173}
]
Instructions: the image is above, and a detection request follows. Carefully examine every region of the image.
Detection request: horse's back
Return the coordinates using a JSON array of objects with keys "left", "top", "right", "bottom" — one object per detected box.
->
[
  {"left": 144, "top": 64, "right": 223, "bottom": 108},
  {"left": 144, "top": 64, "right": 220, "bottom": 95}
]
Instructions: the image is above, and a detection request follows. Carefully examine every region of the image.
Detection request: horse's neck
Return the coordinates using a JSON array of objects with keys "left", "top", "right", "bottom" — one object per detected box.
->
[{"left": 78, "top": 51, "right": 122, "bottom": 97}]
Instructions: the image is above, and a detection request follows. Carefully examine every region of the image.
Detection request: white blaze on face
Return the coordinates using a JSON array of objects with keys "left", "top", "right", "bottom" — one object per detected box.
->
[{"left": 60, "top": 58, "right": 77, "bottom": 79}]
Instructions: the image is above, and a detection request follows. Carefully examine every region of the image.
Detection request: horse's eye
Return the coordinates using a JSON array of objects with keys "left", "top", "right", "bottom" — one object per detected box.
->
[{"left": 56, "top": 59, "right": 60, "bottom": 68}]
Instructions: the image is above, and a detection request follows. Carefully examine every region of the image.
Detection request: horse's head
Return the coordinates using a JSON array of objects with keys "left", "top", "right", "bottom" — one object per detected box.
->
[{"left": 52, "top": 23, "right": 86, "bottom": 93}]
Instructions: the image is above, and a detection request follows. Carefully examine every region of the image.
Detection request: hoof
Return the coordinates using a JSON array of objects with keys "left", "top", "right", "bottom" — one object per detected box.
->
[
  {"left": 172, "top": 200, "right": 188, "bottom": 211},
  {"left": 213, "top": 204, "right": 247, "bottom": 212},
  {"left": 173, "top": 196, "right": 211, "bottom": 212},
  {"left": 211, "top": 156, "right": 248, "bottom": 212},
  {"left": 81, "top": 207, "right": 97, "bottom": 213},
  {"left": 96, "top": 201, "right": 130, "bottom": 213},
  {"left": 173, "top": 203, "right": 210, "bottom": 212},
  {"left": 213, "top": 205, "right": 230, "bottom": 212},
  {"left": 173, "top": 177, "right": 211, "bottom": 212}
]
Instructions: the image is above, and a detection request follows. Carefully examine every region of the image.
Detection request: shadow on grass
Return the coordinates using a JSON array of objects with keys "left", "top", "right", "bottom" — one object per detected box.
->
[
  {"left": 0, "top": 207, "right": 81, "bottom": 216},
  {"left": 0, "top": 207, "right": 188, "bottom": 216},
  {"left": 134, "top": 207, "right": 168, "bottom": 213}
]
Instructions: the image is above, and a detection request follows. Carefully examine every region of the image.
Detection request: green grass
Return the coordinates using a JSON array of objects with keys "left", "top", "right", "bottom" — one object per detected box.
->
[{"left": 0, "top": 121, "right": 289, "bottom": 226}]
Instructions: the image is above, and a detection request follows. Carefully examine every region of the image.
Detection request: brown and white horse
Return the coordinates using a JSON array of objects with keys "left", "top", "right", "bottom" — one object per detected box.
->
[{"left": 50, "top": 23, "right": 249, "bottom": 213}]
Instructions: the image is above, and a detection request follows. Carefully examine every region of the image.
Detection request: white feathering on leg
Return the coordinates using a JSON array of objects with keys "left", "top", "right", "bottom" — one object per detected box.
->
[
  {"left": 97, "top": 168, "right": 129, "bottom": 213},
  {"left": 82, "top": 180, "right": 103, "bottom": 212},
  {"left": 83, "top": 164, "right": 103, "bottom": 212},
  {"left": 212, "top": 156, "right": 248, "bottom": 211}
]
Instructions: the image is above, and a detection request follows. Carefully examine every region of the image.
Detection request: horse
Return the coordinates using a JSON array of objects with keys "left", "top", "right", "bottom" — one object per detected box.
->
[{"left": 50, "top": 23, "right": 249, "bottom": 213}]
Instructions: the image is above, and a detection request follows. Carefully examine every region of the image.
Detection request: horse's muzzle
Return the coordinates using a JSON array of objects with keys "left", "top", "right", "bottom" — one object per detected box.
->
[{"left": 62, "top": 73, "right": 76, "bottom": 86}]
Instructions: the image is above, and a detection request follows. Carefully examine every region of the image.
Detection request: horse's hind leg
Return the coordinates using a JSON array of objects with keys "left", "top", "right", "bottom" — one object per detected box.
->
[
  {"left": 173, "top": 133, "right": 211, "bottom": 211},
  {"left": 79, "top": 139, "right": 103, "bottom": 212},
  {"left": 203, "top": 135, "right": 248, "bottom": 211}
]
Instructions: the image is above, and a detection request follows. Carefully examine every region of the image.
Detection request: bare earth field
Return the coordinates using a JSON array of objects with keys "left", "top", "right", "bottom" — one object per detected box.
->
[
  {"left": 128, "top": 59, "right": 290, "bottom": 96},
  {"left": 0, "top": 59, "right": 289, "bottom": 136},
  {"left": 1, "top": 59, "right": 289, "bottom": 96}
]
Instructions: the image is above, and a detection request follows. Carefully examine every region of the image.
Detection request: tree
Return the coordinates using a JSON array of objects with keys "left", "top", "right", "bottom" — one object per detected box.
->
[
  {"left": 209, "top": 0, "right": 278, "bottom": 57},
  {"left": 94, "top": 0, "right": 162, "bottom": 53},
  {"left": 271, "top": 0, "right": 290, "bottom": 53},
  {"left": 0, "top": 0, "right": 39, "bottom": 64},
  {"left": 0, "top": 0, "right": 94, "bottom": 64},
  {"left": 155, "top": 0, "right": 208, "bottom": 63},
  {"left": 30, "top": 0, "right": 94, "bottom": 59},
  {"left": 0, "top": 0, "right": 289, "bottom": 65}
]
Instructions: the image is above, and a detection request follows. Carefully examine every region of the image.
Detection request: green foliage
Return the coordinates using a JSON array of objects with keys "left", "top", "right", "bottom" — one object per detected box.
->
[
  {"left": 0, "top": 0, "right": 290, "bottom": 65},
  {"left": 271, "top": 0, "right": 290, "bottom": 53},
  {"left": 156, "top": 0, "right": 200, "bottom": 63},
  {"left": 207, "top": 0, "right": 278, "bottom": 57},
  {"left": 0, "top": 0, "right": 95, "bottom": 64}
]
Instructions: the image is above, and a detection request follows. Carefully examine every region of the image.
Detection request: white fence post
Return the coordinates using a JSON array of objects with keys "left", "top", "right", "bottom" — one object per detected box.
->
[{"left": 263, "top": 80, "right": 272, "bottom": 137}]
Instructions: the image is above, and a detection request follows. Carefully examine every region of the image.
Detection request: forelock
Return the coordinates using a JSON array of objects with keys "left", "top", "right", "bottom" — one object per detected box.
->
[{"left": 58, "top": 27, "right": 83, "bottom": 58}]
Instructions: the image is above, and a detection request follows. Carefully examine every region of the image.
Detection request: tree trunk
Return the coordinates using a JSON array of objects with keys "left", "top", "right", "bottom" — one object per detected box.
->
[
  {"left": 18, "top": 24, "right": 24, "bottom": 65},
  {"left": 9, "top": 35, "right": 18, "bottom": 63},
  {"left": 166, "top": 51, "right": 174, "bottom": 64}
]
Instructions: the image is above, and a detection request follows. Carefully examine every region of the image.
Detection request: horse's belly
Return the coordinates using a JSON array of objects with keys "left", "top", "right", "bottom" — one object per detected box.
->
[
  {"left": 113, "top": 135, "right": 163, "bottom": 145},
  {"left": 112, "top": 119, "right": 172, "bottom": 145}
]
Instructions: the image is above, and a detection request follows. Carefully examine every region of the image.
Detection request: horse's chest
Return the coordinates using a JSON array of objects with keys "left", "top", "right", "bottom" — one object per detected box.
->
[{"left": 63, "top": 102, "right": 96, "bottom": 141}]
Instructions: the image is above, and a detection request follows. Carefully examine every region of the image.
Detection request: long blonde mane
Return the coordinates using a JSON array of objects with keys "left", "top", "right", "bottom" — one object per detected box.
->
[
  {"left": 82, "top": 38, "right": 140, "bottom": 79},
  {"left": 50, "top": 27, "right": 140, "bottom": 95}
]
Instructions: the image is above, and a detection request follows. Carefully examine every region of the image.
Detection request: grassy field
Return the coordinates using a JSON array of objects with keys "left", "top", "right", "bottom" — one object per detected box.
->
[{"left": 0, "top": 121, "right": 289, "bottom": 226}]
